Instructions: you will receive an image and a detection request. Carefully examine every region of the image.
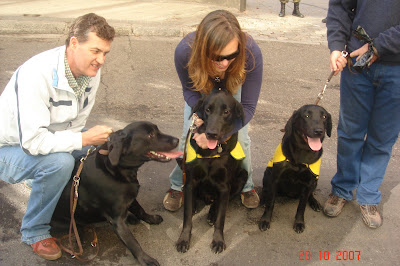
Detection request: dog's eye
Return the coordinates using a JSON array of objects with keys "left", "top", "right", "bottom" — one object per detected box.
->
[
  {"left": 148, "top": 132, "right": 155, "bottom": 139},
  {"left": 224, "top": 110, "right": 230, "bottom": 115},
  {"left": 322, "top": 115, "right": 327, "bottom": 119},
  {"left": 205, "top": 108, "right": 211, "bottom": 113},
  {"left": 305, "top": 115, "right": 310, "bottom": 118}
]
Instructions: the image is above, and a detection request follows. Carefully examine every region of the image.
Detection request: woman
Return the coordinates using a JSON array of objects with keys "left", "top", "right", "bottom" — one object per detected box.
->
[{"left": 163, "top": 10, "right": 263, "bottom": 211}]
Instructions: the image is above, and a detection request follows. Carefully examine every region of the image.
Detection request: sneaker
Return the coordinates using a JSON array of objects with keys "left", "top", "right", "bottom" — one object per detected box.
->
[
  {"left": 323, "top": 194, "right": 346, "bottom": 217},
  {"left": 360, "top": 204, "right": 382, "bottom": 228},
  {"left": 241, "top": 189, "right": 259, "bottom": 209},
  {"left": 163, "top": 189, "right": 183, "bottom": 211},
  {"left": 31, "top": 237, "right": 62, "bottom": 260}
]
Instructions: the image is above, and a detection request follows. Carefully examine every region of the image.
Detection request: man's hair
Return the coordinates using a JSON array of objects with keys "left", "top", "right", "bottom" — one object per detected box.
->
[{"left": 65, "top": 13, "right": 115, "bottom": 46}]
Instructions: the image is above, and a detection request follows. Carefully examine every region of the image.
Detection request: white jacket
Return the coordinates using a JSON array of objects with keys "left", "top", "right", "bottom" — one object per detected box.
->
[{"left": 0, "top": 45, "right": 100, "bottom": 155}]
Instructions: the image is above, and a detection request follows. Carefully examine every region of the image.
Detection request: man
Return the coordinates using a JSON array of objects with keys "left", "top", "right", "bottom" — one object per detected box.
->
[
  {"left": 324, "top": 0, "right": 400, "bottom": 228},
  {"left": 279, "top": 0, "right": 304, "bottom": 18},
  {"left": 0, "top": 13, "right": 115, "bottom": 260}
]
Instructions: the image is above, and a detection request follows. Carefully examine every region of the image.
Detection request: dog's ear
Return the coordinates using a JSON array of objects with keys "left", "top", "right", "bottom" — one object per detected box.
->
[
  {"left": 192, "top": 95, "right": 206, "bottom": 119},
  {"left": 284, "top": 109, "right": 300, "bottom": 135},
  {"left": 326, "top": 112, "right": 332, "bottom": 137},
  {"left": 235, "top": 101, "right": 245, "bottom": 126},
  {"left": 107, "top": 130, "right": 127, "bottom": 166}
]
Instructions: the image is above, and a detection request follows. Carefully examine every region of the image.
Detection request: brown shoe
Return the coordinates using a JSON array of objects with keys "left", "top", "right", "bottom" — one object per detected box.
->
[
  {"left": 360, "top": 205, "right": 382, "bottom": 228},
  {"left": 323, "top": 194, "right": 346, "bottom": 217},
  {"left": 163, "top": 189, "right": 183, "bottom": 211},
  {"left": 241, "top": 189, "right": 259, "bottom": 209},
  {"left": 31, "top": 237, "right": 62, "bottom": 260}
]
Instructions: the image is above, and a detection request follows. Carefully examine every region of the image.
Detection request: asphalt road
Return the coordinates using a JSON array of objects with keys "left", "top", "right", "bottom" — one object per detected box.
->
[{"left": 0, "top": 35, "right": 399, "bottom": 265}]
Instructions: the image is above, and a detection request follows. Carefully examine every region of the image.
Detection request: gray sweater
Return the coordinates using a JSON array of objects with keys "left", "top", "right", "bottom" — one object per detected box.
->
[{"left": 327, "top": 0, "right": 400, "bottom": 64}]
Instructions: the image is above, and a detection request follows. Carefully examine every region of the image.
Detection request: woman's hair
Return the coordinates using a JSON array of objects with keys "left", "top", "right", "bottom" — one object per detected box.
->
[
  {"left": 188, "top": 10, "right": 248, "bottom": 95},
  {"left": 65, "top": 13, "right": 115, "bottom": 46}
]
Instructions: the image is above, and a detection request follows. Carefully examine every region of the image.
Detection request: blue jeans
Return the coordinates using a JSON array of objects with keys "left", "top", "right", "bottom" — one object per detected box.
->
[
  {"left": 331, "top": 61, "right": 400, "bottom": 205},
  {"left": 0, "top": 146, "right": 90, "bottom": 245},
  {"left": 169, "top": 87, "right": 254, "bottom": 192}
]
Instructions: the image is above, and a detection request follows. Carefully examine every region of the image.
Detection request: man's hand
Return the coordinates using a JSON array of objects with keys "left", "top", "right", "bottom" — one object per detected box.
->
[
  {"left": 330, "top": 50, "right": 348, "bottom": 75},
  {"left": 82, "top": 125, "right": 113, "bottom": 147},
  {"left": 350, "top": 43, "right": 378, "bottom": 66}
]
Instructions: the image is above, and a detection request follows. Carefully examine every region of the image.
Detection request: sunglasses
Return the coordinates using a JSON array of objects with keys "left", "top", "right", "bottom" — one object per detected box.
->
[{"left": 212, "top": 49, "right": 240, "bottom": 62}]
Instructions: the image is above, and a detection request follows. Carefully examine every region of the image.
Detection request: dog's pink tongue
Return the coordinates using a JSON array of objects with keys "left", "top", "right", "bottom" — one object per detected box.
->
[
  {"left": 158, "top": 151, "right": 183, "bottom": 159},
  {"left": 207, "top": 139, "right": 218, "bottom": 150},
  {"left": 307, "top": 137, "right": 322, "bottom": 151}
]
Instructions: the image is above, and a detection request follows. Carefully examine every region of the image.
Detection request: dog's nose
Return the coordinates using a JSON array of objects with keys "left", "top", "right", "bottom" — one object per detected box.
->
[
  {"left": 206, "top": 132, "right": 218, "bottom": 140},
  {"left": 314, "top": 128, "right": 324, "bottom": 135}
]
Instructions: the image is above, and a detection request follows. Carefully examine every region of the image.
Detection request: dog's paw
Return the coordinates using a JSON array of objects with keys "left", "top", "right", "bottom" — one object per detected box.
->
[
  {"left": 147, "top": 214, "right": 163, "bottom": 225},
  {"left": 309, "top": 199, "right": 322, "bottom": 212},
  {"left": 211, "top": 240, "right": 226, "bottom": 253},
  {"left": 293, "top": 222, "right": 305, "bottom": 233},
  {"left": 138, "top": 253, "right": 160, "bottom": 266},
  {"left": 258, "top": 220, "right": 271, "bottom": 231},
  {"left": 176, "top": 239, "right": 190, "bottom": 253}
]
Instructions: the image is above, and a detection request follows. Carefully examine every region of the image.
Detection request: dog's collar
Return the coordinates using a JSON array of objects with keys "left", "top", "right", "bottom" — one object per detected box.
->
[
  {"left": 185, "top": 133, "right": 245, "bottom": 163},
  {"left": 267, "top": 143, "right": 321, "bottom": 178}
]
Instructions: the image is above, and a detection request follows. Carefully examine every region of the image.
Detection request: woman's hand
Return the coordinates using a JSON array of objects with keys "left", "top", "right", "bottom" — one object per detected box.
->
[{"left": 192, "top": 132, "right": 208, "bottom": 149}]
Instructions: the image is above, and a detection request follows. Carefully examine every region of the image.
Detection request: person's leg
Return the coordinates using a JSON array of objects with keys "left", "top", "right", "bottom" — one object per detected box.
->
[
  {"left": 332, "top": 66, "right": 374, "bottom": 200},
  {"left": 232, "top": 88, "right": 259, "bottom": 208},
  {"left": 292, "top": 0, "right": 304, "bottom": 18},
  {"left": 356, "top": 64, "right": 400, "bottom": 228},
  {"left": 279, "top": 0, "right": 288, "bottom": 17},
  {"left": 324, "top": 64, "right": 374, "bottom": 216},
  {"left": 238, "top": 123, "right": 253, "bottom": 191},
  {"left": 169, "top": 102, "right": 192, "bottom": 192},
  {"left": 163, "top": 103, "right": 192, "bottom": 211},
  {"left": 0, "top": 146, "right": 74, "bottom": 244},
  {"left": 232, "top": 87, "right": 253, "bottom": 192}
]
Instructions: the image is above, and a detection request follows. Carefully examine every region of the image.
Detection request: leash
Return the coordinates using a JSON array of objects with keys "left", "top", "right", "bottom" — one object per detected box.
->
[
  {"left": 58, "top": 146, "right": 100, "bottom": 262},
  {"left": 315, "top": 50, "right": 349, "bottom": 105},
  {"left": 181, "top": 113, "right": 200, "bottom": 188}
]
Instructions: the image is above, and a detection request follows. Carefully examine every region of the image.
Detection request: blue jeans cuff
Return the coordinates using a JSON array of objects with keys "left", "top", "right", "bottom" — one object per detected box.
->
[{"left": 22, "top": 233, "right": 52, "bottom": 245}]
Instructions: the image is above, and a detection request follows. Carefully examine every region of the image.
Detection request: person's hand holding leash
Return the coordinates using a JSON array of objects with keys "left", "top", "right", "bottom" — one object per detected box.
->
[{"left": 330, "top": 50, "right": 348, "bottom": 75}]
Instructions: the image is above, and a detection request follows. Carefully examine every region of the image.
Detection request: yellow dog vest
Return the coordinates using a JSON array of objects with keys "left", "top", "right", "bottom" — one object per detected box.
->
[
  {"left": 185, "top": 133, "right": 245, "bottom": 163},
  {"left": 267, "top": 143, "right": 321, "bottom": 179}
]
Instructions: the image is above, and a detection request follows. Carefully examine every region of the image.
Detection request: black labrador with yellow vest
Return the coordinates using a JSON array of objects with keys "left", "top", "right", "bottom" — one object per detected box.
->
[
  {"left": 176, "top": 90, "right": 248, "bottom": 253},
  {"left": 51, "top": 121, "right": 182, "bottom": 266},
  {"left": 258, "top": 105, "right": 332, "bottom": 233}
]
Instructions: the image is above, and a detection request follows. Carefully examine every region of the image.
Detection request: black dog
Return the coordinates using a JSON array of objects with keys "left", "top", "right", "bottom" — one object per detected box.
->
[
  {"left": 51, "top": 121, "right": 182, "bottom": 266},
  {"left": 258, "top": 105, "right": 332, "bottom": 233},
  {"left": 176, "top": 90, "right": 248, "bottom": 254}
]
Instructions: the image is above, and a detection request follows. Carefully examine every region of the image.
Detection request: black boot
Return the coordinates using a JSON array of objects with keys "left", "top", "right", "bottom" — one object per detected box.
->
[
  {"left": 279, "top": 3, "right": 285, "bottom": 17},
  {"left": 293, "top": 2, "right": 304, "bottom": 18}
]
